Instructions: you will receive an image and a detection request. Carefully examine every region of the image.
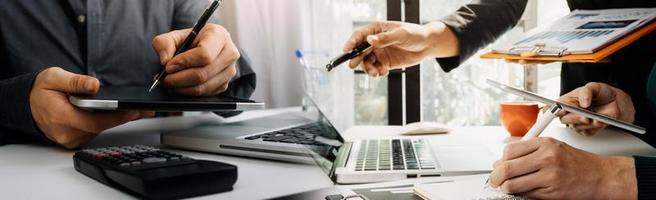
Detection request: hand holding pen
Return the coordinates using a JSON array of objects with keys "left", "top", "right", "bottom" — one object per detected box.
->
[
  {"left": 484, "top": 102, "right": 636, "bottom": 199},
  {"left": 150, "top": 0, "right": 240, "bottom": 96},
  {"left": 484, "top": 104, "right": 562, "bottom": 188},
  {"left": 334, "top": 21, "right": 459, "bottom": 76}
]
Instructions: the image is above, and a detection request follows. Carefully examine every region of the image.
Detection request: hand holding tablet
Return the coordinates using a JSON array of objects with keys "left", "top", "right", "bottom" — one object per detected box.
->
[{"left": 487, "top": 79, "right": 645, "bottom": 134}]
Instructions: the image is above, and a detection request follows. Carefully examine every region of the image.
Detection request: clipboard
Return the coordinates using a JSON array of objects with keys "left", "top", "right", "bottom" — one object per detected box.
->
[{"left": 481, "top": 21, "right": 656, "bottom": 63}]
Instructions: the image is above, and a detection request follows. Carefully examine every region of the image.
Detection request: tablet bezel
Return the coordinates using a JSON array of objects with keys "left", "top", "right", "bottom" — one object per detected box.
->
[{"left": 68, "top": 86, "right": 264, "bottom": 111}]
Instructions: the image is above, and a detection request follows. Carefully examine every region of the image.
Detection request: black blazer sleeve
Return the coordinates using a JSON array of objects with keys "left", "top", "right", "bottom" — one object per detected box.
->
[
  {"left": 634, "top": 156, "right": 656, "bottom": 199},
  {"left": 436, "top": 0, "right": 528, "bottom": 72},
  {"left": 0, "top": 73, "right": 47, "bottom": 145}
]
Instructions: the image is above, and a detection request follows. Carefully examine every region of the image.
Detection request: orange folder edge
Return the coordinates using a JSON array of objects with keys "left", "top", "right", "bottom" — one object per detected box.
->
[{"left": 480, "top": 21, "right": 656, "bottom": 63}]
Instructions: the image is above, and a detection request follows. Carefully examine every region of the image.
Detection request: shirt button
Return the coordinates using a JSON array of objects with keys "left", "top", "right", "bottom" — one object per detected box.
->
[{"left": 77, "top": 15, "right": 86, "bottom": 23}]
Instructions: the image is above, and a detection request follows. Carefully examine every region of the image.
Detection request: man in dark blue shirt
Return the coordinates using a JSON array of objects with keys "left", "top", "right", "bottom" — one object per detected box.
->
[{"left": 0, "top": 1, "right": 256, "bottom": 148}]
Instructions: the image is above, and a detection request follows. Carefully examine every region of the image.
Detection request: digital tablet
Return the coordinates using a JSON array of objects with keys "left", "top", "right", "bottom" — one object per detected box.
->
[
  {"left": 69, "top": 86, "right": 264, "bottom": 112},
  {"left": 487, "top": 79, "right": 646, "bottom": 134}
]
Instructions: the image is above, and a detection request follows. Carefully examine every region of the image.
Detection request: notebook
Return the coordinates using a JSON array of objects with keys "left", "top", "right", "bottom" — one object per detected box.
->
[{"left": 413, "top": 174, "right": 528, "bottom": 200}]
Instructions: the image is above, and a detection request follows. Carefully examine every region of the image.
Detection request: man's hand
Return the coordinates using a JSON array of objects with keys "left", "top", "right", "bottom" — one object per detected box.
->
[
  {"left": 152, "top": 24, "right": 239, "bottom": 96},
  {"left": 558, "top": 82, "right": 635, "bottom": 136},
  {"left": 489, "top": 138, "right": 637, "bottom": 200},
  {"left": 30, "top": 67, "right": 151, "bottom": 149},
  {"left": 343, "top": 21, "right": 458, "bottom": 77}
]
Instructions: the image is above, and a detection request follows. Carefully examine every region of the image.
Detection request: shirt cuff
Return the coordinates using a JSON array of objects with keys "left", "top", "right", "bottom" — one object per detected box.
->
[{"left": 634, "top": 156, "right": 656, "bottom": 199}]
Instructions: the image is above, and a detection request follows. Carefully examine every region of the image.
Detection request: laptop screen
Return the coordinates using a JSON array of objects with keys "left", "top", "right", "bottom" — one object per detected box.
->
[{"left": 299, "top": 96, "right": 345, "bottom": 179}]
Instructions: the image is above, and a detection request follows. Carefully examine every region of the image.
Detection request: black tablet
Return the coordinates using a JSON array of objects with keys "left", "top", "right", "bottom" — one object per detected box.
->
[{"left": 69, "top": 86, "right": 264, "bottom": 111}]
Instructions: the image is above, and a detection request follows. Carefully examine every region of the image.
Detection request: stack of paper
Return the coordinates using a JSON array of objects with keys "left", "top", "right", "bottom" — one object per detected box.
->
[{"left": 413, "top": 174, "right": 529, "bottom": 200}]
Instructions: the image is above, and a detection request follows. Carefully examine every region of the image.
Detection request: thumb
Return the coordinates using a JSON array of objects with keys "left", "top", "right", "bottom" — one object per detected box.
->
[
  {"left": 152, "top": 29, "right": 192, "bottom": 65},
  {"left": 42, "top": 67, "right": 100, "bottom": 95},
  {"left": 367, "top": 28, "right": 406, "bottom": 48}
]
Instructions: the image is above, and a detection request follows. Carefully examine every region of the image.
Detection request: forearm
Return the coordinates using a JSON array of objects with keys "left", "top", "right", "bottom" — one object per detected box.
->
[{"left": 600, "top": 156, "right": 637, "bottom": 200}]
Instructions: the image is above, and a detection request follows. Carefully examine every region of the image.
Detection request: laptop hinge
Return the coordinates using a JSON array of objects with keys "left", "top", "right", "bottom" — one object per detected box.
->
[{"left": 334, "top": 142, "right": 352, "bottom": 168}]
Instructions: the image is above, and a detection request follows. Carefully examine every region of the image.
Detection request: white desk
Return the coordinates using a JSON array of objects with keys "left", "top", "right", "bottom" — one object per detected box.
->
[{"left": 1, "top": 108, "right": 655, "bottom": 199}]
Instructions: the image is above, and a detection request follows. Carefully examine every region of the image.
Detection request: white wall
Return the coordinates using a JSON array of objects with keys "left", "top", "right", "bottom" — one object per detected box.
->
[{"left": 218, "top": 0, "right": 356, "bottom": 130}]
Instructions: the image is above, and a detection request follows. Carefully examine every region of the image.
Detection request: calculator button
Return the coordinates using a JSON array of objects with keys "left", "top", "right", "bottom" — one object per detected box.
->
[
  {"left": 131, "top": 161, "right": 142, "bottom": 166},
  {"left": 119, "top": 162, "right": 131, "bottom": 167},
  {"left": 169, "top": 157, "right": 180, "bottom": 161},
  {"left": 94, "top": 153, "right": 109, "bottom": 159},
  {"left": 143, "top": 157, "right": 167, "bottom": 163}
]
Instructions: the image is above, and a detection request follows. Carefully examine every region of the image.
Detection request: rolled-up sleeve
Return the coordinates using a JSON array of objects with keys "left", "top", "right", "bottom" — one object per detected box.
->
[{"left": 436, "top": 0, "right": 527, "bottom": 72}]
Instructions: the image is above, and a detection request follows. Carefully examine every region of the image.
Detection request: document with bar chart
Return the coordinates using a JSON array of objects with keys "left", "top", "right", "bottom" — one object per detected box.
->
[{"left": 493, "top": 8, "right": 656, "bottom": 55}]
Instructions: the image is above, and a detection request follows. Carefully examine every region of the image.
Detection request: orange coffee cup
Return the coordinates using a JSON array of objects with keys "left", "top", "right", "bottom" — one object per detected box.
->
[{"left": 500, "top": 102, "right": 540, "bottom": 137}]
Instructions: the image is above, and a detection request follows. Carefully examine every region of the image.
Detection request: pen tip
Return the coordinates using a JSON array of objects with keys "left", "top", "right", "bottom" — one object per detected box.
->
[
  {"left": 325, "top": 64, "right": 333, "bottom": 72},
  {"left": 148, "top": 81, "right": 158, "bottom": 93}
]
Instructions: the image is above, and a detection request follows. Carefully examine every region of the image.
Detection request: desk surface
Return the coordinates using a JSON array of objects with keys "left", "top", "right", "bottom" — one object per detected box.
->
[{"left": 1, "top": 108, "right": 654, "bottom": 199}]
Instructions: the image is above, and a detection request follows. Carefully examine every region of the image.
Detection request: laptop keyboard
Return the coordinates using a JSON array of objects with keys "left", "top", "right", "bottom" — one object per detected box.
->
[
  {"left": 355, "top": 139, "right": 437, "bottom": 171},
  {"left": 243, "top": 124, "right": 323, "bottom": 145}
]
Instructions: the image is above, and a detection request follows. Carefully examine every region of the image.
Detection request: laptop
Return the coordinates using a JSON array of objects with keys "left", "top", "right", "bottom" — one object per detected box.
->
[{"left": 161, "top": 97, "right": 496, "bottom": 184}]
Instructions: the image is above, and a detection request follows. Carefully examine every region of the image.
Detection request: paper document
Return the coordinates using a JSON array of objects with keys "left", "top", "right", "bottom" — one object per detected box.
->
[
  {"left": 493, "top": 8, "right": 656, "bottom": 55},
  {"left": 413, "top": 174, "right": 528, "bottom": 200}
]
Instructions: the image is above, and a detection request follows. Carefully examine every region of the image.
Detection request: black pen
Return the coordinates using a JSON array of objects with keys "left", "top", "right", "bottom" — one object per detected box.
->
[
  {"left": 148, "top": 0, "right": 223, "bottom": 93},
  {"left": 325, "top": 42, "right": 372, "bottom": 72}
]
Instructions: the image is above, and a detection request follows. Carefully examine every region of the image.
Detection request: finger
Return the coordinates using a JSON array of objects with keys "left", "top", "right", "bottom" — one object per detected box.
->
[
  {"left": 165, "top": 42, "right": 238, "bottom": 88},
  {"left": 42, "top": 67, "right": 100, "bottom": 95},
  {"left": 366, "top": 27, "right": 407, "bottom": 48},
  {"left": 583, "top": 82, "right": 618, "bottom": 105},
  {"left": 140, "top": 111, "right": 156, "bottom": 118},
  {"left": 349, "top": 54, "right": 366, "bottom": 69},
  {"left": 573, "top": 121, "right": 605, "bottom": 131},
  {"left": 164, "top": 66, "right": 217, "bottom": 88},
  {"left": 372, "top": 49, "right": 391, "bottom": 76},
  {"left": 174, "top": 66, "right": 236, "bottom": 96},
  {"left": 348, "top": 47, "right": 374, "bottom": 69},
  {"left": 499, "top": 170, "right": 546, "bottom": 195},
  {"left": 594, "top": 104, "right": 620, "bottom": 119},
  {"left": 577, "top": 86, "right": 595, "bottom": 108},
  {"left": 489, "top": 154, "right": 542, "bottom": 188},
  {"left": 343, "top": 22, "right": 387, "bottom": 52},
  {"left": 152, "top": 29, "right": 190, "bottom": 65},
  {"left": 70, "top": 111, "right": 142, "bottom": 133},
  {"left": 362, "top": 54, "right": 378, "bottom": 77},
  {"left": 559, "top": 114, "right": 590, "bottom": 125},
  {"left": 166, "top": 25, "right": 232, "bottom": 73},
  {"left": 501, "top": 139, "right": 541, "bottom": 161}
]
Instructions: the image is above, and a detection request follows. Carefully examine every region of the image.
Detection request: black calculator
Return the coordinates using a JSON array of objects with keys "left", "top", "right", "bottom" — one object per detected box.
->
[{"left": 73, "top": 145, "right": 237, "bottom": 200}]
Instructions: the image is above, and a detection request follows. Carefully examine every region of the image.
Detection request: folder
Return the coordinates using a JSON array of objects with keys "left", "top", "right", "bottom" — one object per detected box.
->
[{"left": 480, "top": 21, "right": 656, "bottom": 63}]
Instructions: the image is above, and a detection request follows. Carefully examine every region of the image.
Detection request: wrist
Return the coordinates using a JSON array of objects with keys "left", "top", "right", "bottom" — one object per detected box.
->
[
  {"left": 599, "top": 156, "right": 637, "bottom": 200},
  {"left": 425, "top": 21, "right": 458, "bottom": 58}
]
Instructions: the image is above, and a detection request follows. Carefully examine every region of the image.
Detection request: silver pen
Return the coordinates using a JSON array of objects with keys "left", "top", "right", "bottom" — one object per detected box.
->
[{"left": 484, "top": 104, "right": 562, "bottom": 188}]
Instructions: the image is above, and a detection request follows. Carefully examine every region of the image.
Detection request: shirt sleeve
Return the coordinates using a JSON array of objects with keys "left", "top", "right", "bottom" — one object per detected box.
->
[
  {"left": 0, "top": 73, "right": 47, "bottom": 145},
  {"left": 436, "top": 0, "right": 528, "bottom": 72},
  {"left": 633, "top": 156, "right": 656, "bottom": 199}
]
